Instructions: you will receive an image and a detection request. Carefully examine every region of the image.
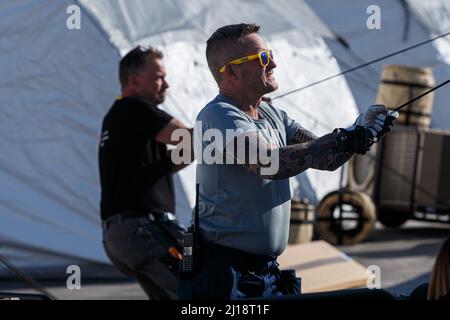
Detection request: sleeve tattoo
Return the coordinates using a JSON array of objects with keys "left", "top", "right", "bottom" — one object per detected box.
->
[
  {"left": 231, "top": 128, "right": 353, "bottom": 180},
  {"left": 288, "top": 126, "right": 318, "bottom": 145}
]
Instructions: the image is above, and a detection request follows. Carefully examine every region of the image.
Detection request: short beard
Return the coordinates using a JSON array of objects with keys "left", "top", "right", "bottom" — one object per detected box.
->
[{"left": 262, "top": 81, "right": 278, "bottom": 95}]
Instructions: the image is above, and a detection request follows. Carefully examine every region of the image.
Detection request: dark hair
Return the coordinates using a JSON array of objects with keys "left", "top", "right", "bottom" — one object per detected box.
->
[
  {"left": 119, "top": 46, "right": 163, "bottom": 88},
  {"left": 206, "top": 23, "right": 260, "bottom": 84}
]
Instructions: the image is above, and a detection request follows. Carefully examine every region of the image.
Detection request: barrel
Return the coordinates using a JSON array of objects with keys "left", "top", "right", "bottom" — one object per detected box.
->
[
  {"left": 376, "top": 64, "right": 435, "bottom": 128},
  {"left": 288, "top": 198, "right": 314, "bottom": 244}
]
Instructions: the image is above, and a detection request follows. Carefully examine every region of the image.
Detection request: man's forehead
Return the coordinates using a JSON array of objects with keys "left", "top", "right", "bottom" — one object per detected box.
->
[
  {"left": 240, "top": 33, "right": 268, "bottom": 52},
  {"left": 145, "top": 58, "right": 166, "bottom": 74}
]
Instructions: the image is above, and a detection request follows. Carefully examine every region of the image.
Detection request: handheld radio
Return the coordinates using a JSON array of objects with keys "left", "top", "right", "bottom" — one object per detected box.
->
[{"left": 180, "top": 184, "right": 200, "bottom": 274}]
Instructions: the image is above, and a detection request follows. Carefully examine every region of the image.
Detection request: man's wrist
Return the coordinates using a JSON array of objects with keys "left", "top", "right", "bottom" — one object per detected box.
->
[
  {"left": 333, "top": 128, "right": 350, "bottom": 153},
  {"left": 333, "top": 126, "right": 372, "bottom": 154}
]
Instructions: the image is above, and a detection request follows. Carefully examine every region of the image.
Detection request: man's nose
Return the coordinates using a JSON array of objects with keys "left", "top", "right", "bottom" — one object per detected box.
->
[
  {"left": 163, "top": 79, "right": 169, "bottom": 89},
  {"left": 267, "top": 56, "right": 277, "bottom": 70}
]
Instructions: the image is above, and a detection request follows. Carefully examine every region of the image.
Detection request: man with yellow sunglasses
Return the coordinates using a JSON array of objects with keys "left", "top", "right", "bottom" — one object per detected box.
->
[
  {"left": 178, "top": 23, "right": 397, "bottom": 300},
  {"left": 219, "top": 49, "right": 273, "bottom": 73}
]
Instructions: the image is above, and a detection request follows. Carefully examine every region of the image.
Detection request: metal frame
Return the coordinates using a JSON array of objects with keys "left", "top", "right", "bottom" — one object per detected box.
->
[{"left": 373, "top": 127, "right": 450, "bottom": 224}]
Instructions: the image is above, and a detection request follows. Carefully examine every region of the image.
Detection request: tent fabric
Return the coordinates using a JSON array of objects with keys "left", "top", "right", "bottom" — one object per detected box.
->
[
  {"left": 1, "top": 1, "right": 448, "bottom": 276},
  {"left": 0, "top": 0, "right": 119, "bottom": 269},
  {"left": 79, "top": 0, "right": 334, "bottom": 54},
  {"left": 306, "top": 0, "right": 450, "bottom": 129},
  {"left": 407, "top": 0, "right": 450, "bottom": 65}
]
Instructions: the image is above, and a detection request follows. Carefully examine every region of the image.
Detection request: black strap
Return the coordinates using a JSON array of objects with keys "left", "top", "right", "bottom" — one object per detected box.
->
[
  {"left": 399, "top": 109, "right": 431, "bottom": 118},
  {"left": 381, "top": 79, "right": 433, "bottom": 89}
]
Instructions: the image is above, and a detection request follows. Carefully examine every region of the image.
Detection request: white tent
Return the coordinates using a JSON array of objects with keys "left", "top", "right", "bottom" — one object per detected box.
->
[
  {"left": 0, "top": 0, "right": 448, "bottom": 277},
  {"left": 306, "top": 0, "right": 450, "bottom": 128}
]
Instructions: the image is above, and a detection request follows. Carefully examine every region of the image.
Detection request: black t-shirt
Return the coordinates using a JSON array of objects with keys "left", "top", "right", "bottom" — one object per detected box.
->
[{"left": 99, "top": 96, "right": 174, "bottom": 220}]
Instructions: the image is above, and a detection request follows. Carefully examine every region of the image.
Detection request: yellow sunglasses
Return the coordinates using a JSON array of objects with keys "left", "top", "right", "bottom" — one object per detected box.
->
[{"left": 219, "top": 50, "right": 274, "bottom": 73}]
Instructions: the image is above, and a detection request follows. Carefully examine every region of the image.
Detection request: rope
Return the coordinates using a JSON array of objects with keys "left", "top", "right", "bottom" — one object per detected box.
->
[{"left": 273, "top": 31, "right": 450, "bottom": 100}]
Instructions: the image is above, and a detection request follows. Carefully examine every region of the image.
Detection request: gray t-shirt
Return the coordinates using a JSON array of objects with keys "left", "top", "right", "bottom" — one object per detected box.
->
[{"left": 194, "top": 95, "right": 301, "bottom": 256}]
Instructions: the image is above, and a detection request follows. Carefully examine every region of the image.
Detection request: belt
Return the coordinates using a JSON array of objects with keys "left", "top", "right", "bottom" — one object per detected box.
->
[
  {"left": 199, "top": 240, "right": 277, "bottom": 273},
  {"left": 102, "top": 211, "right": 167, "bottom": 230}
]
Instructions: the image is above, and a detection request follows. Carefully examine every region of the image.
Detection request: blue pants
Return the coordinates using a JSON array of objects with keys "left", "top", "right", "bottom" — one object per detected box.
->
[{"left": 177, "top": 241, "right": 301, "bottom": 300}]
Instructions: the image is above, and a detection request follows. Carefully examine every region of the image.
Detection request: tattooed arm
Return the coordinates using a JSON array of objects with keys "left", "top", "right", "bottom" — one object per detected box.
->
[
  {"left": 288, "top": 126, "right": 318, "bottom": 145},
  {"left": 228, "top": 130, "right": 353, "bottom": 180},
  {"left": 286, "top": 126, "right": 353, "bottom": 171}
]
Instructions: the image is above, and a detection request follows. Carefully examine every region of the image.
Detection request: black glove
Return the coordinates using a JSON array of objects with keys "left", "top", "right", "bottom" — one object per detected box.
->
[{"left": 334, "top": 125, "right": 374, "bottom": 155}]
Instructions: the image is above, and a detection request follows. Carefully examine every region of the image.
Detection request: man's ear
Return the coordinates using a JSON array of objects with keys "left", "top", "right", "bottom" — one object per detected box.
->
[
  {"left": 225, "top": 65, "right": 239, "bottom": 81},
  {"left": 128, "top": 73, "right": 141, "bottom": 89}
]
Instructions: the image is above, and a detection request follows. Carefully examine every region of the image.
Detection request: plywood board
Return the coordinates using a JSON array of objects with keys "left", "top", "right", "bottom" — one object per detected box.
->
[{"left": 278, "top": 241, "right": 369, "bottom": 293}]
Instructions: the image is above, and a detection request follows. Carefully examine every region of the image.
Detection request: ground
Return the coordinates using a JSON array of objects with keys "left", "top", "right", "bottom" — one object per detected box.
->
[{"left": 1, "top": 220, "right": 449, "bottom": 300}]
